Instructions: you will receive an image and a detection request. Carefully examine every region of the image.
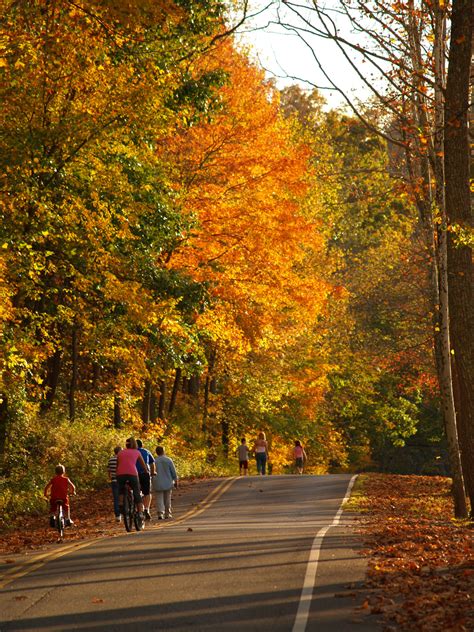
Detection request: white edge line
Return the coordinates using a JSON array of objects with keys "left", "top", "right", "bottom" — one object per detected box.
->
[{"left": 292, "top": 474, "right": 358, "bottom": 632}]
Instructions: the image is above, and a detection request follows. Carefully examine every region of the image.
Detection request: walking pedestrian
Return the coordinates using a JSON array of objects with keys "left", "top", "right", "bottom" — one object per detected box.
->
[
  {"left": 294, "top": 440, "right": 307, "bottom": 474},
  {"left": 253, "top": 432, "right": 269, "bottom": 475},
  {"left": 237, "top": 438, "right": 250, "bottom": 476},
  {"left": 107, "top": 445, "right": 122, "bottom": 522},
  {"left": 152, "top": 446, "right": 178, "bottom": 520}
]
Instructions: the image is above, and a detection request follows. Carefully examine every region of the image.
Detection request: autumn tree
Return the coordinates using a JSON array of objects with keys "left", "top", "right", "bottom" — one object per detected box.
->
[
  {"left": 274, "top": 0, "right": 470, "bottom": 514},
  {"left": 444, "top": 0, "right": 474, "bottom": 513},
  {"left": 153, "top": 41, "right": 342, "bottom": 462},
  {"left": 0, "top": 0, "right": 229, "bottom": 466},
  {"left": 280, "top": 86, "right": 442, "bottom": 471}
]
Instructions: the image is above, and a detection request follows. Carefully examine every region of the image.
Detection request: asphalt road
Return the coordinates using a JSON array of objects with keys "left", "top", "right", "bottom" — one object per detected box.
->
[{"left": 0, "top": 475, "right": 381, "bottom": 631}]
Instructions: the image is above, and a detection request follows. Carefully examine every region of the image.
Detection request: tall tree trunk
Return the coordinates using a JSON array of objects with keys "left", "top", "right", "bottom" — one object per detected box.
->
[
  {"left": 432, "top": 2, "right": 468, "bottom": 517},
  {"left": 40, "top": 349, "right": 62, "bottom": 413},
  {"left": 0, "top": 389, "right": 9, "bottom": 473},
  {"left": 158, "top": 379, "right": 166, "bottom": 420},
  {"left": 221, "top": 419, "right": 229, "bottom": 457},
  {"left": 203, "top": 347, "right": 216, "bottom": 433},
  {"left": 91, "top": 362, "right": 101, "bottom": 392},
  {"left": 444, "top": 0, "right": 474, "bottom": 513},
  {"left": 150, "top": 389, "right": 157, "bottom": 423},
  {"left": 141, "top": 379, "right": 151, "bottom": 425},
  {"left": 168, "top": 368, "right": 181, "bottom": 414},
  {"left": 68, "top": 325, "right": 78, "bottom": 422},
  {"left": 113, "top": 393, "right": 122, "bottom": 428},
  {"left": 202, "top": 375, "right": 210, "bottom": 433}
]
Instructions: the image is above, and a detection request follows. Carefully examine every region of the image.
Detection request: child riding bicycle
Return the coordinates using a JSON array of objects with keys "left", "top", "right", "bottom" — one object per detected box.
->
[{"left": 44, "top": 464, "right": 76, "bottom": 527}]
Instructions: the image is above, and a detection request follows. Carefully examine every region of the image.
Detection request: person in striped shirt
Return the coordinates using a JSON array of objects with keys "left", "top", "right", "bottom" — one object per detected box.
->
[{"left": 108, "top": 446, "right": 122, "bottom": 522}]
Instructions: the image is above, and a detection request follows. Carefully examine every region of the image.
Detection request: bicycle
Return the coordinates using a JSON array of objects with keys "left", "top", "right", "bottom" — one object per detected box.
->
[
  {"left": 54, "top": 499, "right": 66, "bottom": 541},
  {"left": 122, "top": 480, "right": 145, "bottom": 532}
]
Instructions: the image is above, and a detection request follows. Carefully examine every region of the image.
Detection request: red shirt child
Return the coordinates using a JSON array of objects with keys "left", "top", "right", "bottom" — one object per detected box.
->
[{"left": 44, "top": 464, "right": 76, "bottom": 522}]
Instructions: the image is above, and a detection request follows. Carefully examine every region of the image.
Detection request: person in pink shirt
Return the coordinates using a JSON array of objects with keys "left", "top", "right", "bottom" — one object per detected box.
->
[
  {"left": 116, "top": 437, "right": 149, "bottom": 519},
  {"left": 293, "top": 440, "right": 307, "bottom": 475}
]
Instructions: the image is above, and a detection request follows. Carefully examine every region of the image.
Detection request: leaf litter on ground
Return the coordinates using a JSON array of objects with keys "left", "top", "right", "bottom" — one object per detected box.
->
[{"left": 355, "top": 474, "right": 473, "bottom": 632}]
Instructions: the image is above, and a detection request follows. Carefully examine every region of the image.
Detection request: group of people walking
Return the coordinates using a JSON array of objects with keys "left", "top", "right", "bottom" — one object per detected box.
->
[
  {"left": 107, "top": 439, "right": 178, "bottom": 523},
  {"left": 44, "top": 432, "right": 307, "bottom": 528},
  {"left": 237, "top": 433, "right": 308, "bottom": 476}
]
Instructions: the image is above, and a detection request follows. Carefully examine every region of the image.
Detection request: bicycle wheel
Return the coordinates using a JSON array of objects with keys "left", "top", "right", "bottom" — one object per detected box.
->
[
  {"left": 134, "top": 508, "right": 144, "bottom": 531},
  {"left": 56, "top": 503, "right": 65, "bottom": 540},
  {"left": 123, "top": 487, "right": 133, "bottom": 532}
]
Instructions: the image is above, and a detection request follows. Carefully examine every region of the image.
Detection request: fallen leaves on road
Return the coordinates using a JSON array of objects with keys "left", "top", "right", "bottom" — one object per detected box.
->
[{"left": 357, "top": 474, "right": 473, "bottom": 632}]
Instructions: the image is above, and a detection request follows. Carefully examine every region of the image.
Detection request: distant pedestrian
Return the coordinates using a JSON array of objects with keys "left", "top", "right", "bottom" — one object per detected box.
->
[
  {"left": 294, "top": 440, "right": 307, "bottom": 475},
  {"left": 107, "top": 446, "right": 122, "bottom": 522},
  {"left": 237, "top": 438, "right": 249, "bottom": 476},
  {"left": 253, "top": 432, "right": 269, "bottom": 475},
  {"left": 152, "top": 446, "right": 178, "bottom": 520},
  {"left": 136, "top": 439, "right": 155, "bottom": 521}
]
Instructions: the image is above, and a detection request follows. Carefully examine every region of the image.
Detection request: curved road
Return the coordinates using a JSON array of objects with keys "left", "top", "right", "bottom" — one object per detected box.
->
[{"left": 0, "top": 475, "right": 381, "bottom": 631}]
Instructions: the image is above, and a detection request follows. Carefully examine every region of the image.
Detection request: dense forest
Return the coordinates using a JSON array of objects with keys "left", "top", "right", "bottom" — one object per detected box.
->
[{"left": 0, "top": 0, "right": 472, "bottom": 519}]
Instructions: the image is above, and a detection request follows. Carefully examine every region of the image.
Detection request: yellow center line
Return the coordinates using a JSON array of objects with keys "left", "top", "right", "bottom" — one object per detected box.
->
[
  {"left": 157, "top": 476, "right": 237, "bottom": 527},
  {"left": 0, "top": 477, "right": 237, "bottom": 590}
]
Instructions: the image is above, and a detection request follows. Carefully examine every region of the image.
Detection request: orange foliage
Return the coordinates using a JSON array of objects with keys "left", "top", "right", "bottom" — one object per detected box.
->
[{"left": 161, "top": 41, "right": 330, "bottom": 355}]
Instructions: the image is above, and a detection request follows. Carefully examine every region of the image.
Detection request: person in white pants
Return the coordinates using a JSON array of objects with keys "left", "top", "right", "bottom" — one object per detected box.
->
[{"left": 152, "top": 446, "right": 178, "bottom": 519}]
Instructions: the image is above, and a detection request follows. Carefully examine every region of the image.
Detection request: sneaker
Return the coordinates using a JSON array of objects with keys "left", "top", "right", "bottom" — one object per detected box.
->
[
  {"left": 49, "top": 516, "right": 56, "bottom": 528},
  {"left": 115, "top": 515, "right": 122, "bottom": 523},
  {"left": 157, "top": 514, "right": 164, "bottom": 520},
  {"left": 144, "top": 509, "right": 151, "bottom": 521},
  {"left": 65, "top": 518, "right": 74, "bottom": 527},
  {"left": 164, "top": 514, "right": 172, "bottom": 519}
]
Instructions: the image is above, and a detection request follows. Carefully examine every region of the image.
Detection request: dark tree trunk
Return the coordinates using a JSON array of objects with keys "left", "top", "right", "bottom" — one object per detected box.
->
[
  {"left": 113, "top": 393, "right": 122, "bottom": 428},
  {"left": 0, "top": 390, "right": 9, "bottom": 472},
  {"left": 168, "top": 368, "right": 181, "bottom": 414},
  {"left": 68, "top": 326, "right": 78, "bottom": 422},
  {"left": 187, "top": 377, "right": 193, "bottom": 395},
  {"left": 444, "top": 0, "right": 474, "bottom": 513},
  {"left": 188, "top": 375, "right": 200, "bottom": 397},
  {"left": 158, "top": 379, "right": 166, "bottom": 420},
  {"left": 203, "top": 347, "right": 216, "bottom": 432},
  {"left": 150, "top": 389, "right": 158, "bottom": 423},
  {"left": 432, "top": 8, "right": 468, "bottom": 518},
  {"left": 202, "top": 375, "right": 210, "bottom": 433},
  {"left": 40, "top": 349, "right": 62, "bottom": 413},
  {"left": 221, "top": 419, "right": 229, "bottom": 457},
  {"left": 91, "top": 362, "right": 101, "bottom": 392},
  {"left": 142, "top": 379, "right": 151, "bottom": 425}
]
